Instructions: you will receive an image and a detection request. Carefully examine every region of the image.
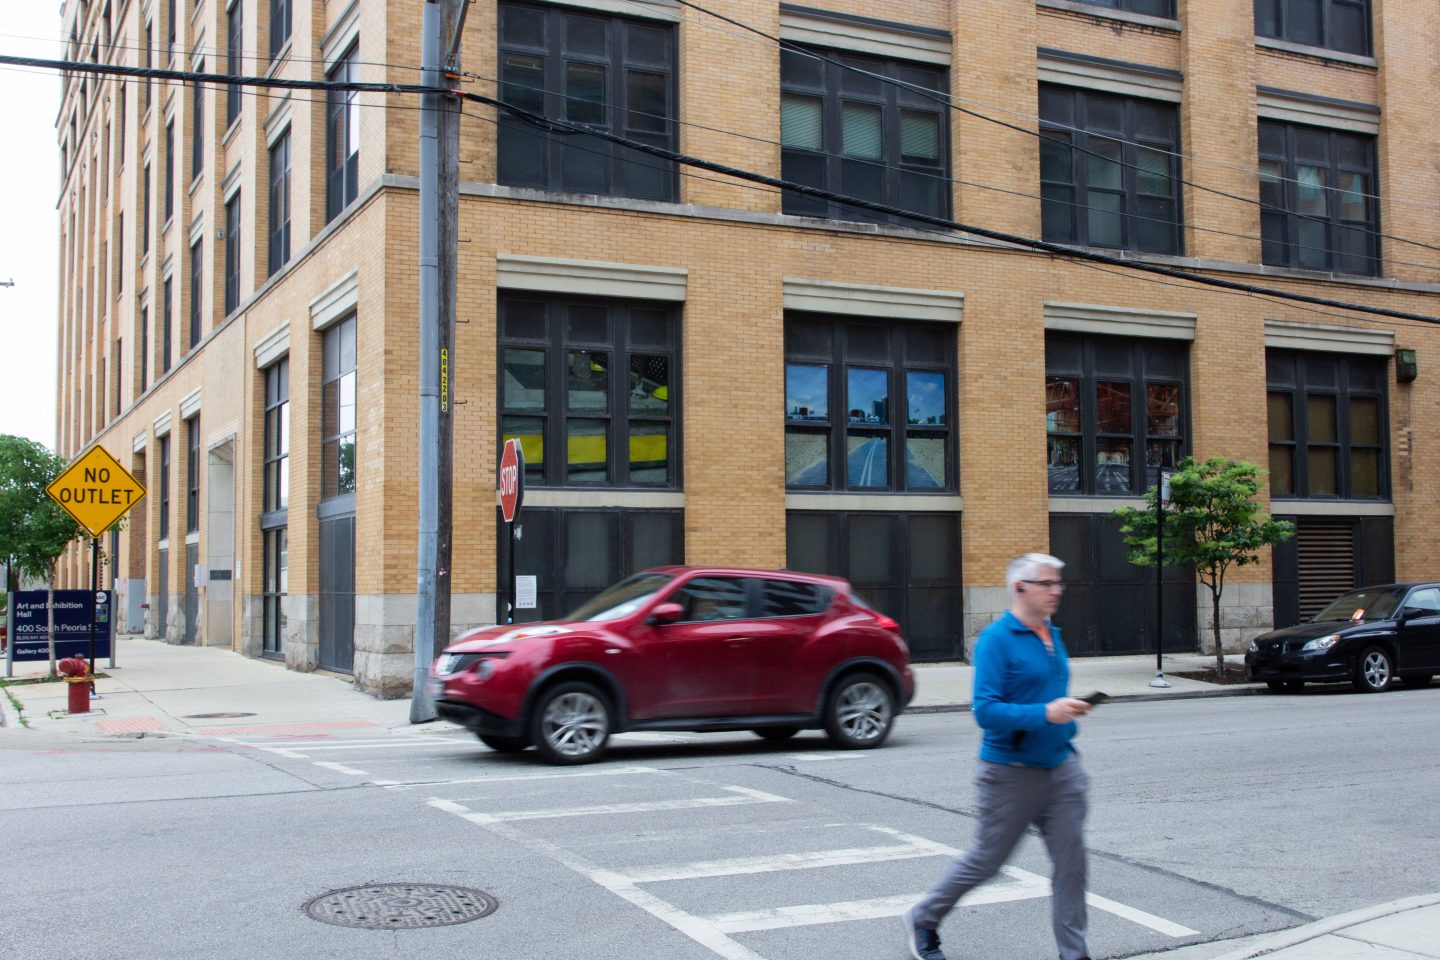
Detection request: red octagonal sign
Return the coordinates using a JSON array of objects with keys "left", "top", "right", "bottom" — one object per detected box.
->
[{"left": 498, "top": 438, "right": 525, "bottom": 523}]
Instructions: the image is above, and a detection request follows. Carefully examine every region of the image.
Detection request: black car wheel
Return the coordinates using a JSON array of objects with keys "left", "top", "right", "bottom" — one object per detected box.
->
[
  {"left": 752, "top": 726, "right": 801, "bottom": 741},
  {"left": 1401, "top": 672, "right": 1433, "bottom": 688},
  {"left": 1266, "top": 680, "right": 1304, "bottom": 693},
  {"left": 824, "top": 672, "right": 895, "bottom": 749},
  {"left": 478, "top": 734, "right": 529, "bottom": 753},
  {"left": 530, "top": 682, "right": 613, "bottom": 765},
  {"left": 1352, "top": 646, "right": 1394, "bottom": 693}
]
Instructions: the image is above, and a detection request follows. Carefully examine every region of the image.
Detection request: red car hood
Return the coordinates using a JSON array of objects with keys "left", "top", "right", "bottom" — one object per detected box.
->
[{"left": 446, "top": 621, "right": 575, "bottom": 653}]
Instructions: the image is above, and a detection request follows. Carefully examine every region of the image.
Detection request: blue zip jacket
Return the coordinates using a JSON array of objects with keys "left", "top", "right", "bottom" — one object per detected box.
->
[{"left": 972, "top": 609, "right": 1078, "bottom": 768}]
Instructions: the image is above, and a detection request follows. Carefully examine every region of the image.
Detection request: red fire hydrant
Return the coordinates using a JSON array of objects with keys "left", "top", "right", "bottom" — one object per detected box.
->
[{"left": 58, "top": 656, "right": 91, "bottom": 714}]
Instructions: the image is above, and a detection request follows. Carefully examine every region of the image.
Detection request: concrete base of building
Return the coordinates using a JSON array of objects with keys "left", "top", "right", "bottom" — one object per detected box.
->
[
  {"left": 963, "top": 586, "right": 1010, "bottom": 660},
  {"left": 1196, "top": 582, "right": 1274, "bottom": 654},
  {"left": 283, "top": 594, "right": 319, "bottom": 672},
  {"left": 353, "top": 593, "right": 501, "bottom": 699}
]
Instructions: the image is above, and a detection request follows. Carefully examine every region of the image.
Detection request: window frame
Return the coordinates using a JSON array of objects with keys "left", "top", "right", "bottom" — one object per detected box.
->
[
  {"left": 779, "top": 44, "right": 951, "bottom": 225},
  {"left": 1266, "top": 350, "right": 1388, "bottom": 500},
  {"left": 262, "top": 357, "right": 290, "bottom": 518},
  {"left": 158, "top": 433, "right": 171, "bottom": 540},
  {"left": 163, "top": 117, "right": 174, "bottom": 222},
  {"left": 224, "top": 191, "right": 241, "bottom": 314},
  {"left": 1072, "top": 0, "right": 1176, "bottom": 15},
  {"left": 325, "top": 45, "right": 360, "bottom": 222},
  {"left": 139, "top": 304, "right": 149, "bottom": 393},
  {"left": 261, "top": 526, "right": 288, "bottom": 658},
  {"left": 227, "top": 0, "right": 243, "bottom": 127},
  {"left": 1039, "top": 84, "right": 1183, "bottom": 255},
  {"left": 321, "top": 315, "right": 359, "bottom": 501},
  {"left": 498, "top": 295, "right": 681, "bottom": 490},
  {"left": 190, "top": 77, "right": 203, "bottom": 181},
  {"left": 1254, "top": 0, "right": 1372, "bottom": 56},
  {"left": 188, "top": 236, "right": 202, "bottom": 351},
  {"left": 161, "top": 276, "right": 173, "bottom": 373},
  {"left": 142, "top": 161, "right": 151, "bottom": 255},
  {"left": 1258, "top": 119, "right": 1380, "bottom": 277},
  {"left": 1045, "top": 333, "right": 1190, "bottom": 497},
  {"left": 270, "top": 0, "right": 291, "bottom": 60},
  {"left": 185, "top": 415, "right": 200, "bottom": 534},
  {"left": 268, "top": 131, "right": 291, "bottom": 276}
]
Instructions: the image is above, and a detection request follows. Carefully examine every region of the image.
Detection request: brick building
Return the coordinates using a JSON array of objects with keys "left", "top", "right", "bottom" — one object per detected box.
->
[{"left": 52, "top": 0, "right": 1440, "bottom": 695}]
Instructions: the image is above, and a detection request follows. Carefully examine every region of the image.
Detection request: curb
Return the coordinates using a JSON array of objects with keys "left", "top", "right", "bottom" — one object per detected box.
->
[
  {"left": 1207, "top": 892, "right": 1440, "bottom": 960},
  {"left": 906, "top": 685, "right": 1266, "bottom": 714}
]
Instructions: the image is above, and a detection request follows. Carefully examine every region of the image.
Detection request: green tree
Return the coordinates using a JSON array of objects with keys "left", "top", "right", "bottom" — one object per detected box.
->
[
  {"left": 1113, "top": 456, "right": 1295, "bottom": 676},
  {"left": 0, "top": 435, "right": 83, "bottom": 593}
]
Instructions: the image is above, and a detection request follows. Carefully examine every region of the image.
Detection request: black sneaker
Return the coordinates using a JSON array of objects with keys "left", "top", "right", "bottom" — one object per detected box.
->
[{"left": 903, "top": 905, "right": 946, "bottom": 960}]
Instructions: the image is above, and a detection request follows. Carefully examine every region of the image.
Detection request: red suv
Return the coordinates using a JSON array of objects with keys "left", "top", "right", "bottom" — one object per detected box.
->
[{"left": 429, "top": 566, "right": 915, "bottom": 764}]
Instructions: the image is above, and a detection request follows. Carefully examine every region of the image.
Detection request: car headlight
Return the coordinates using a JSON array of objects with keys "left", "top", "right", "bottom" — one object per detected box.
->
[
  {"left": 1302, "top": 634, "right": 1341, "bottom": 652},
  {"left": 1248, "top": 640, "right": 1259, "bottom": 654}
]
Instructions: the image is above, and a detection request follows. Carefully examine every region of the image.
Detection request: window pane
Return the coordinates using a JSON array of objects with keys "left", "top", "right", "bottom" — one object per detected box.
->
[
  {"left": 780, "top": 94, "right": 823, "bottom": 150},
  {"left": 1338, "top": 172, "right": 1367, "bottom": 221},
  {"left": 1087, "top": 191, "right": 1124, "bottom": 247},
  {"left": 1297, "top": 217, "right": 1329, "bottom": 270},
  {"left": 1040, "top": 133, "right": 1073, "bottom": 184},
  {"left": 626, "top": 23, "right": 670, "bottom": 67},
  {"left": 567, "top": 419, "right": 607, "bottom": 483},
  {"left": 760, "top": 580, "right": 829, "bottom": 617},
  {"left": 1269, "top": 445, "right": 1294, "bottom": 495},
  {"left": 1268, "top": 392, "right": 1294, "bottom": 441},
  {"left": 1095, "top": 438, "right": 1132, "bottom": 493},
  {"left": 566, "top": 62, "right": 607, "bottom": 125},
  {"left": 1350, "top": 396, "right": 1379, "bottom": 444},
  {"left": 1136, "top": 146, "right": 1172, "bottom": 197},
  {"left": 1307, "top": 394, "right": 1337, "bottom": 442},
  {"left": 628, "top": 421, "right": 668, "bottom": 484},
  {"left": 1259, "top": 160, "right": 1286, "bottom": 208},
  {"left": 567, "top": 305, "right": 608, "bottom": 343},
  {"left": 1145, "top": 440, "right": 1179, "bottom": 469},
  {"left": 1289, "top": 0, "right": 1322, "bottom": 46},
  {"left": 627, "top": 71, "right": 667, "bottom": 134},
  {"left": 629, "top": 354, "right": 669, "bottom": 415},
  {"left": 1146, "top": 383, "right": 1180, "bottom": 435},
  {"left": 1086, "top": 137, "right": 1123, "bottom": 189},
  {"left": 504, "top": 348, "right": 546, "bottom": 410},
  {"left": 567, "top": 350, "right": 609, "bottom": 412},
  {"left": 1096, "top": 381, "right": 1132, "bottom": 433},
  {"left": 1350, "top": 448, "right": 1379, "bottom": 497},
  {"left": 1295, "top": 165, "right": 1327, "bottom": 214},
  {"left": 1042, "top": 185, "right": 1075, "bottom": 241},
  {"left": 900, "top": 110, "right": 940, "bottom": 162},
  {"left": 841, "top": 102, "right": 882, "bottom": 159},
  {"left": 338, "top": 371, "right": 356, "bottom": 435},
  {"left": 337, "top": 435, "right": 355, "bottom": 494},
  {"left": 906, "top": 434, "right": 946, "bottom": 489},
  {"left": 847, "top": 433, "right": 888, "bottom": 488},
  {"left": 677, "top": 577, "right": 748, "bottom": 621},
  {"left": 907, "top": 371, "right": 945, "bottom": 426},
  {"left": 500, "top": 53, "right": 544, "bottom": 113},
  {"left": 1046, "top": 377, "right": 1081, "bottom": 432},
  {"left": 780, "top": 47, "right": 824, "bottom": 88},
  {"left": 1307, "top": 446, "right": 1337, "bottom": 495},
  {"left": 1331, "top": 3, "right": 1367, "bottom": 54},
  {"left": 504, "top": 300, "right": 547, "bottom": 340},
  {"left": 785, "top": 429, "right": 828, "bottom": 486},
  {"left": 501, "top": 4, "right": 545, "bottom": 46},
  {"left": 501, "top": 415, "right": 545, "bottom": 480},
  {"left": 847, "top": 367, "right": 889, "bottom": 424},
  {"left": 1048, "top": 436, "right": 1081, "bottom": 492},
  {"left": 786, "top": 363, "right": 828, "bottom": 421}
]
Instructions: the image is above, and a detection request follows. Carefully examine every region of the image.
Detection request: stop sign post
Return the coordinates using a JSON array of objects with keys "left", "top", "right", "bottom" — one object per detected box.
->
[{"left": 498, "top": 439, "right": 525, "bottom": 624}]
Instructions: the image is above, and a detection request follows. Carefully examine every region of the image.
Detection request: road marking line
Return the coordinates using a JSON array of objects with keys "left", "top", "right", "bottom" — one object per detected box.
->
[
  {"left": 216, "top": 739, "right": 309, "bottom": 759},
  {"left": 382, "top": 765, "right": 663, "bottom": 789},
  {"left": 706, "top": 878, "right": 1050, "bottom": 934},
  {"left": 786, "top": 753, "right": 869, "bottom": 762},
  {"left": 270, "top": 740, "right": 470, "bottom": 752},
  {"left": 313, "top": 761, "right": 370, "bottom": 777},
  {"left": 427, "top": 798, "right": 767, "bottom": 960},
  {"left": 1084, "top": 893, "right": 1200, "bottom": 938},
  {"left": 615, "top": 842, "right": 947, "bottom": 883},
  {"left": 227, "top": 737, "right": 460, "bottom": 748},
  {"left": 452, "top": 785, "right": 794, "bottom": 823}
]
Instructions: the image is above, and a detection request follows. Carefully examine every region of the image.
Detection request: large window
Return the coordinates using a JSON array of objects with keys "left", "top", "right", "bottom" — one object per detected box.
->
[
  {"left": 325, "top": 46, "right": 360, "bottom": 222},
  {"left": 500, "top": 296, "right": 678, "bottom": 488},
  {"left": 190, "top": 78, "right": 204, "bottom": 180},
  {"left": 270, "top": 0, "right": 291, "bottom": 59},
  {"left": 780, "top": 46, "right": 948, "bottom": 224},
  {"left": 268, "top": 132, "right": 291, "bottom": 276},
  {"left": 263, "top": 358, "right": 290, "bottom": 514},
  {"left": 162, "top": 277, "right": 173, "bottom": 373},
  {"left": 261, "top": 358, "right": 289, "bottom": 660},
  {"left": 163, "top": 118, "right": 174, "bottom": 221},
  {"left": 1267, "top": 351, "right": 1386, "bottom": 499},
  {"left": 1072, "top": 0, "right": 1175, "bottom": 15},
  {"left": 139, "top": 305, "right": 149, "bottom": 393},
  {"left": 227, "top": 1, "right": 243, "bottom": 126},
  {"left": 185, "top": 415, "right": 200, "bottom": 534},
  {"left": 1046, "top": 333, "right": 1188, "bottom": 496},
  {"left": 1040, "top": 86, "right": 1181, "bottom": 254},
  {"left": 142, "top": 162, "right": 151, "bottom": 255},
  {"left": 188, "top": 238, "right": 202, "bottom": 350},
  {"left": 1259, "top": 120, "right": 1378, "bottom": 276},
  {"left": 225, "top": 192, "right": 241, "bottom": 313},
  {"left": 784, "top": 316, "right": 952, "bottom": 492},
  {"left": 497, "top": 1, "right": 677, "bottom": 202},
  {"left": 1255, "top": 0, "right": 1370, "bottom": 55},
  {"left": 262, "top": 527, "right": 288, "bottom": 658},
  {"left": 158, "top": 434, "right": 171, "bottom": 539},
  {"left": 321, "top": 316, "right": 358, "bottom": 499}
]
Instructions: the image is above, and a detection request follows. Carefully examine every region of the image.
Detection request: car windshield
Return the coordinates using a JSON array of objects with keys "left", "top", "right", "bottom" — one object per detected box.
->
[
  {"left": 563, "top": 573, "right": 674, "bottom": 622},
  {"left": 1313, "top": 588, "right": 1400, "bottom": 623}
]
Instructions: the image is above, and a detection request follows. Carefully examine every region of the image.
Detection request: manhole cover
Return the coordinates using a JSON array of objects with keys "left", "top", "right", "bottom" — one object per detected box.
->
[
  {"left": 182, "top": 712, "right": 257, "bottom": 719},
  {"left": 304, "top": 884, "right": 497, "bottom": 929}
]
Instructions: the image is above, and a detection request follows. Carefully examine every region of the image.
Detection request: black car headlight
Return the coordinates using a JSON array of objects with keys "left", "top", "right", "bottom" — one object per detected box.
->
[
  {"left": 1248, "top": 639, "right": 1259, "bottom": 654},
  {"left": 1301, "top": 634, "right": 1341, "bottom": 652}
]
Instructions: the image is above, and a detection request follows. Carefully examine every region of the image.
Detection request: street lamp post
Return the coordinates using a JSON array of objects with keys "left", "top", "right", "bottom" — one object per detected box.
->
[{"left": 1150, "top": 466, "right": 1172, "bottom": 688}]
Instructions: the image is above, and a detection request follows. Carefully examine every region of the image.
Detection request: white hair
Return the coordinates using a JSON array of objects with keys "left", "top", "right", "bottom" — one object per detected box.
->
[{"left": 1006, "top": 552, "right": 1066, "bottom": 591}]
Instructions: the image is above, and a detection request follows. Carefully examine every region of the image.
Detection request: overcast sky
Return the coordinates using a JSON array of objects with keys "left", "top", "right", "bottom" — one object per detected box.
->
[{"left": 0, "top": 7, "right": 64, "bottom": 451}]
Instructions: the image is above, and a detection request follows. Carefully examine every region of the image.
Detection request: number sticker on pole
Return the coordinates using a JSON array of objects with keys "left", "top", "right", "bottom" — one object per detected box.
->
[{"left": 498, "top": 438, "right": 525, "bottom": 523}]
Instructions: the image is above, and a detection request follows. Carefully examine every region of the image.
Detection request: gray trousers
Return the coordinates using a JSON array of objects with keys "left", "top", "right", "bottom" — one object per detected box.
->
[{"left": 913, "top": 755, "right": 1090, "bottom": 960}]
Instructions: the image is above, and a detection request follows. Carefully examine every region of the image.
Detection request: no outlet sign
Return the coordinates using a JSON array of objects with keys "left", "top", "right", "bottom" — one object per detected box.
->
[{"left": 498, "top": 438, "right": 525, "bottom": 523}]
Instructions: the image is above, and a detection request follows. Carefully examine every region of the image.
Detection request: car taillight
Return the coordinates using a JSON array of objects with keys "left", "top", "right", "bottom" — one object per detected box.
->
[{"left": 872, "top": 612, "right": 900, "bottom": 631}]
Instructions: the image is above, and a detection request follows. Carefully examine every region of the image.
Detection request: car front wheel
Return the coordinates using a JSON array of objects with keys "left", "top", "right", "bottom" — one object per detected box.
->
[
  {"left": 530, "top": 682, "right": 612, "bottom": 765},
  {"left": 824, "top": 673, "right": 895, "bottom": 749},
  {"left": 1353, "top": 646, "right": 1394, "bottom": 693}
]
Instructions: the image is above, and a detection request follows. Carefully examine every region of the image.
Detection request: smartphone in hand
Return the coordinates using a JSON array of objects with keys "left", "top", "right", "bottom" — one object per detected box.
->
[{"left": 1078, "top": 691, "right": 1110, "bottom": 706}]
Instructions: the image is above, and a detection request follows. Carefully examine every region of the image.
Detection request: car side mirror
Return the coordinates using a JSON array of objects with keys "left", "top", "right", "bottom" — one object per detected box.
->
[
  {"left": 647, "top": 602, "right": 683, "bottom": 626},
  {"left": 1401, "top": 607, "right": 1425, "bottom": 622}
]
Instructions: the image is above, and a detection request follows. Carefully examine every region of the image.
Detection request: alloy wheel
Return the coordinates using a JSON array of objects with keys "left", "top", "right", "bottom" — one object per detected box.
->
[
  {"left": 1361, "top": 650, "right": 1391, "bottom": 690},
  {"left": 540, "top": 691, "right": 609, "bottom": 757},
  {"left": 836, "top": 681, "right": 892, "bottom": 742}
]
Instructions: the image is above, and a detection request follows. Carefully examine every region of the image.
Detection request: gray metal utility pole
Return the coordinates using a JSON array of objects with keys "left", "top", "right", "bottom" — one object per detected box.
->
[{"left": 410, "top": 0, "right": 465, "bottom": 723}]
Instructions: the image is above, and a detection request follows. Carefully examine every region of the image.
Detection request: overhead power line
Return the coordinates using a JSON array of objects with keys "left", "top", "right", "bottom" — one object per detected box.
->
[{"left": 7, "top": 52, "right": 1437, "bottom": 325}]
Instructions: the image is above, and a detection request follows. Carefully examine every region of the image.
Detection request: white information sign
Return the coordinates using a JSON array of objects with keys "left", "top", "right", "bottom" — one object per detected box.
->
[{"left": 515, "top": 575, "right": 538, "bottom": 610}]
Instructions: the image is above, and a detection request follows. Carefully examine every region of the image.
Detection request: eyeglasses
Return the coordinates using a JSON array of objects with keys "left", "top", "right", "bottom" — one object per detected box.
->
[{"left": 1021, "top": 579, "right": 1067, "bottom": 592}]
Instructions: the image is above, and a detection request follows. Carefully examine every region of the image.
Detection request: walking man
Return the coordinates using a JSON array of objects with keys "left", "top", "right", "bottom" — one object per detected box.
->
[{"left": 904, "top": 552, "right": 1094, "bottom": 960}]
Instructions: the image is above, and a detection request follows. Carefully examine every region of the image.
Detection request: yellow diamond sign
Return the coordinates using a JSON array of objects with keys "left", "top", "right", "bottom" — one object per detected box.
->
[{"left": 46, "top": 445, "right": 147, "bottom": 539}]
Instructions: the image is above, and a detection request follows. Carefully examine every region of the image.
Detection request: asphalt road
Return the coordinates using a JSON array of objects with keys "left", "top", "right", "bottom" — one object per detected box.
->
[{"left": 3, "top": 685, "right": 1437, "bottom": 960}]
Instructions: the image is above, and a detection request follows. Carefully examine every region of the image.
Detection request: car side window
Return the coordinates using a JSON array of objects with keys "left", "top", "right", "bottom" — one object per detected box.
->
[
  {"left": 758, "top": 579, "right": 832, "bottom": 617},
  {"left": 674, "top": 577, "right": 750, "bottom": 622},
  {"left": 1405, "top": 587, "right": 1440, "bottom": 617}
]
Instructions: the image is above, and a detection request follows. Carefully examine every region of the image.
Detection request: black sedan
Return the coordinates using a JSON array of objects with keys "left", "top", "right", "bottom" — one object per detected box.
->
[{"left": 1246, "top": 583, "right": 1440, "bottom": 693}]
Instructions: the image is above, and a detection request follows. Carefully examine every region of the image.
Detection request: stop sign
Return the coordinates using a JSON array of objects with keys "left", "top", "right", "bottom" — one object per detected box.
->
[{"left": 498, "top": 438, "right": 525, "bottom": 523}]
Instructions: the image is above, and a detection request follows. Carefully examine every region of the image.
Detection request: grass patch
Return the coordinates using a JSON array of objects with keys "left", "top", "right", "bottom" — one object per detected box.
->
[
  {"left": 0, "top": 673, "right": 110, "bottom": 687},
  {"left": 2, "top": 686, "right": 29, "bottom": 727}
]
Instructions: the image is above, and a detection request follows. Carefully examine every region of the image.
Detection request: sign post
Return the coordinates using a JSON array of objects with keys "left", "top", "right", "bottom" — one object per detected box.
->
[
  {"left": 498, "top": 439, "right": 525, "bottom": 626},
  {"left": 45, "top": 446, "right": 146, "bottom": 681},
  {"left": 1150, "top": 468, "right": 1173, "bottom": 689}
]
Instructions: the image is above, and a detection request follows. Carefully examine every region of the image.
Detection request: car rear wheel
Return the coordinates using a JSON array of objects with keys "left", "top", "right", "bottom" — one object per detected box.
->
[
  {"left": 1401, "top": 672, "right": 1433, "bottom": 688},
  {"left": 1266, "top": 680, "right": 1304, "bottom": 693},
  {"left": 824, "top": 673, "right": 895, "bottom": 749},
  {"left": 478, "top": 734, "right": 529, "bottom": 753},
  {"left": 531, "top": 682, "right": 612, "bottom": 765},
  {"left": 1353, "top": 646, "right": 1394, "bottom": 693},
  {"left": 752, "top": 726, "right": 801, "bottom": 741}
]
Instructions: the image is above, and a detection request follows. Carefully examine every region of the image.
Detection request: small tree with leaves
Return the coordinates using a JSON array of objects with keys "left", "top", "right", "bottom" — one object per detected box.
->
[
  {"left": 0, "top": 435, "right": 83, "bottom": 593},
  {"left": 1113, "top": 456, "right": 1294, "bottom": 676}
]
